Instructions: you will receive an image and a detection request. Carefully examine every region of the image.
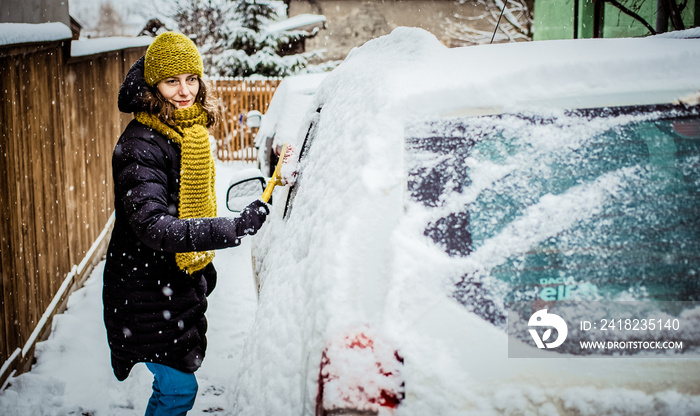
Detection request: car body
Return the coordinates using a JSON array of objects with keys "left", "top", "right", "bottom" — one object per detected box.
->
[
  {"left": 254, "top": 72, "right": 328, "bottom": 177},
  {"left": 229, "top": 27, "right": 700, "bottom": 415}
]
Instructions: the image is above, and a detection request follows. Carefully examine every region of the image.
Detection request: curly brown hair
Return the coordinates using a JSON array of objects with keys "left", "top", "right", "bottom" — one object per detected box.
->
[{"left": 143, "top": 77, "right": 220, "bottom": 128}]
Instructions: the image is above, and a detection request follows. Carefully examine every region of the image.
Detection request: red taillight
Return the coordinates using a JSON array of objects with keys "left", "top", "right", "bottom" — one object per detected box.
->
[
  {"left": 672, "top": 120, "right": 700, "bottom": 138},
  {"left": 316, "top": 329, "right": 405, "bottom": 416}
]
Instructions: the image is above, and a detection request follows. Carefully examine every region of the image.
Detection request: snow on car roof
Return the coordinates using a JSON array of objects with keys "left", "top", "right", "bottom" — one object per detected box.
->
[
  {"left": 71, "top": 36, "right": 152, "bottom": 57},
  {"left": 318, "top": 27, "right": 700, "bottom": 120},
  {"left": 322, "top": 28, "right": 700, "bottom": 118}
]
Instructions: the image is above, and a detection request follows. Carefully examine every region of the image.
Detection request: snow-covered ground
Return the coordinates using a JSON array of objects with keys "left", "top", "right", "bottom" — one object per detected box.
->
[{"left": 0, "top": 162, "right": 257, "bottom": 416}]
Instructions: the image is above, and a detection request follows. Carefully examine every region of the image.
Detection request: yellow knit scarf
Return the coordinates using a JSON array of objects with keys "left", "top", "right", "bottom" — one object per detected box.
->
[{"left": 135, "top": 104, "right": 217, "bottom": 274}]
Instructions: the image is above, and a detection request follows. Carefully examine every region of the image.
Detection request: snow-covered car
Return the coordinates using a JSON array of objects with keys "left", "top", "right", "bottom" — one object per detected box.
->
[
  {"left": 254, "top": 73, "right": 328, "bottom": 177},
  {"left": 228, "top": 27, "right": 700, "bottom": 415}
]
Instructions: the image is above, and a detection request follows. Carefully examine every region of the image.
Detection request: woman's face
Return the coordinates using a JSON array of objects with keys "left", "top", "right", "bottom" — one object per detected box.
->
[{"left": 157, "top": 74, "right": 200, "bottom": 109}]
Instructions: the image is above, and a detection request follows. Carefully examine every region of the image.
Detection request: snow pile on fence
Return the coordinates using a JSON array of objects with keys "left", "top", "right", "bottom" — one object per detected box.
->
[{"left": 71, "top": 36, "right": 152, "bottom": 57}]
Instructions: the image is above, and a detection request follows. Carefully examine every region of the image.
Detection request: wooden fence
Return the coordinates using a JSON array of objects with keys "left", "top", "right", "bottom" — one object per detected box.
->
[
  {"left": 210, "top": 78, "right": 281, "bottom": 162},
  {"left": 0, "top": 39, "right": 147, "bottom": 388}
]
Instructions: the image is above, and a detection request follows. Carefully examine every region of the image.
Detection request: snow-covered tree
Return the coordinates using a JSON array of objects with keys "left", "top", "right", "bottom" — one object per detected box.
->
[
  {"left": 212, "top": 0, "right": 319, "bottom": 77},
  {"left": 448, "top": 0, "right": 534, "bottom": 46},
  {"left": 170, "top": 0, "right": 226, "bottom": 49},
  {"left": 161, "top": 0, "right": 318, "bottom": 77}
]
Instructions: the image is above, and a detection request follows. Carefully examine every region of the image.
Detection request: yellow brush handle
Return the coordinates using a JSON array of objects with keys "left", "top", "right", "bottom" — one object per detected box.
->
[{"left": 261, "top": 143, "right": 289, "bottom": 203}]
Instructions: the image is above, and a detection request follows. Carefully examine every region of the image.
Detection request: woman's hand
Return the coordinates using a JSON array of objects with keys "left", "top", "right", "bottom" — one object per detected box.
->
[{"left": 235, "top": 200, "right": 270, "bottom": 236}]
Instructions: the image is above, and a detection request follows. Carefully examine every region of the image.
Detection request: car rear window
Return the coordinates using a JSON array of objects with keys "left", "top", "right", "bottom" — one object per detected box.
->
[{"left": 406, "top": 104, "right": 700, "bottom": 326}]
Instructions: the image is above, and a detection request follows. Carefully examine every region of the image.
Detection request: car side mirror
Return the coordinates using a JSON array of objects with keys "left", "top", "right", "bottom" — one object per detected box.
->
[
  {"left": 247, "top": 110, "right": 262, "bottom": 128},
  {"left": 226, "top": 168, "right": 266, "bottom": 212}
]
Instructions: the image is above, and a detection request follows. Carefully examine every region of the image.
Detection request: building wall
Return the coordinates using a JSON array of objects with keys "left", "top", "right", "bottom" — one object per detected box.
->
[
  {"left": 288, "top": 0, "right": 491, "bottom": 61},
  {"left": 0, "top": 0, "right": 70, "bottom": 25}
]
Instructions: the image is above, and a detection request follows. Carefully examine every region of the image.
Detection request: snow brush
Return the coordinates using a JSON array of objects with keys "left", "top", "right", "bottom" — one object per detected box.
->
[{"left": 262, "top": 142, "right": 297, "bottom": 203}]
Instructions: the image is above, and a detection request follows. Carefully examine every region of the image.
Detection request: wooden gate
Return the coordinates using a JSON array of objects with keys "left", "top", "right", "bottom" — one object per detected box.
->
[{"left": 210, "top": 78, "right": 281, "bottom": 162}]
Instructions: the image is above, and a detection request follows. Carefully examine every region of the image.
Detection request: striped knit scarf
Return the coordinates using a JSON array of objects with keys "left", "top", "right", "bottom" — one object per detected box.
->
[{"left": 135, "top": 103, "right": 217, "bottom": 274}]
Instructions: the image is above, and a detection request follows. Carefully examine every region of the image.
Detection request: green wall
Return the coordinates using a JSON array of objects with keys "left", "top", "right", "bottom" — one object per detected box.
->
[
  {"left": 533, "top": 0, "right": 575, "bottom": 41},
  {"left": 534, "top": 0, "right": 698, "bottom": 40},
  {"left": 603, "top": 0, "right": 657, "bottom": 38}
]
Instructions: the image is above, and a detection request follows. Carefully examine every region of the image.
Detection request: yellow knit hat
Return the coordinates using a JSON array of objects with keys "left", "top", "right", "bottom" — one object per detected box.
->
[{"left": 144, "top": 32, "right": 203, "bottom": 86}]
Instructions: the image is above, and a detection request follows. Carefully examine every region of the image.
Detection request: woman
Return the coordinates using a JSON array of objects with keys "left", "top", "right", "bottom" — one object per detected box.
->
[{"left": 103, "top": 32, "right": 268, "bottom": 415}]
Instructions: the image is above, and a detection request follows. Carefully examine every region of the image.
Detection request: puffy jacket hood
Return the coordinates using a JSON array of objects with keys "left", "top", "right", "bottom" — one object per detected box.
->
[{"left": 118, "top": 56, "right": 150, "bottom": 114}]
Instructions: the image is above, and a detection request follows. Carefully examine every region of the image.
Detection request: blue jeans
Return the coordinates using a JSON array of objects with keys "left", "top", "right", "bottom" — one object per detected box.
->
[{"left": 145, "top": 362, "right": 198, "bottom": 416}]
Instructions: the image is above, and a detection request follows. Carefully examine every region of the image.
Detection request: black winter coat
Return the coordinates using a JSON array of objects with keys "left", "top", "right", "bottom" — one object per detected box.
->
[{"left": 104, "top": 57, "right": 243, "bottom": 381}]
